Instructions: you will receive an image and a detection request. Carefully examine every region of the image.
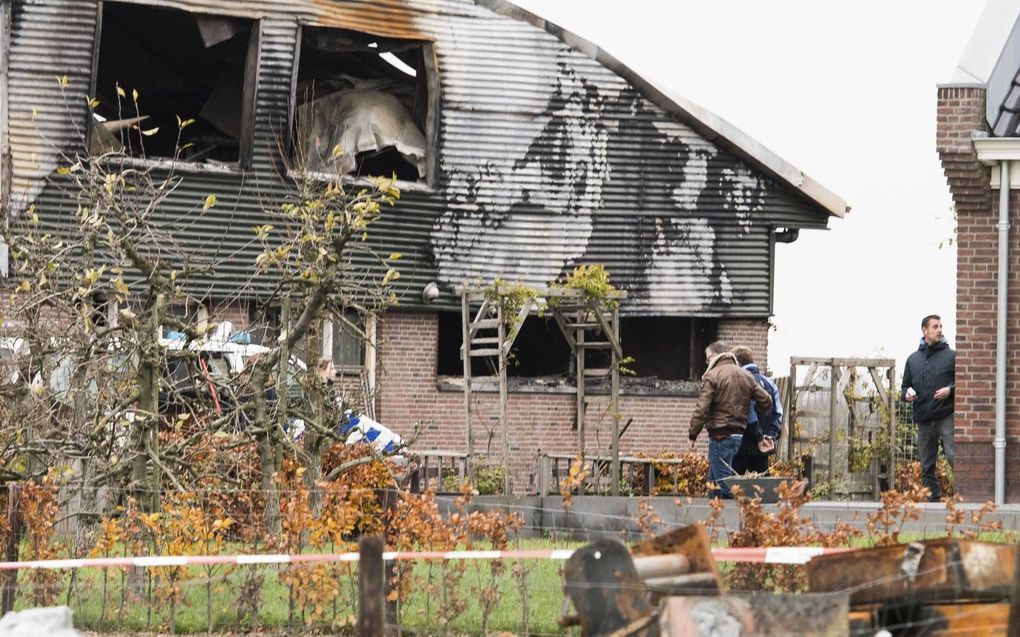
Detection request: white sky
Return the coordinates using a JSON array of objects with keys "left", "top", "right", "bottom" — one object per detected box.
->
[{"left": 511, "top": 0, "right": 984, "bottom": 372}]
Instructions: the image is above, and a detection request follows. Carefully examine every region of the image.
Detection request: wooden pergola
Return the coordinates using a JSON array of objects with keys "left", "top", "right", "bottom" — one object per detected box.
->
[
  {"left": 458, "top": 285, "right": 626, "bottom": 494},
  {"left": 785, "top": 357, "right": 897, "bottom": 498}
]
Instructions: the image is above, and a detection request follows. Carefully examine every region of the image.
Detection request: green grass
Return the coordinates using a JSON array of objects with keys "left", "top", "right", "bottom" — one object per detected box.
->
[
  {"left": 18, "top": 529, "right": 1018, "bottom": 634},
  {"left": 15, "top": 537, "right": 582, "bottom": 635}
]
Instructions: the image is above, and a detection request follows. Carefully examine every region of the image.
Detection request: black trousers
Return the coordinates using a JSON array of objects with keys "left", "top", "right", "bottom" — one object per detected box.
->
[{"left": 732, "top": 453, "right": 768, "bottom": 474}]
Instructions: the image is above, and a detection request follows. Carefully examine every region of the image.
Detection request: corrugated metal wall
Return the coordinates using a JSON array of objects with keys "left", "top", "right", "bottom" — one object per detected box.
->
[{"left": 6, "top": 0, "right": 830, "bottom": 318}]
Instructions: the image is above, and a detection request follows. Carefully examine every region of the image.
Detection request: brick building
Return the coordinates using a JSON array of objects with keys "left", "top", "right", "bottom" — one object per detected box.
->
[
  {"left": 937, "top": 1, "right": 1020, "bottom": 502},
  {"left": 0, "top": 0, "right": 847, "bottom": 492}
]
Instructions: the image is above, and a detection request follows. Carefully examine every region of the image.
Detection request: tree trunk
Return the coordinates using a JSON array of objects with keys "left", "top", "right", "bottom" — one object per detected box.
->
[
  {"left": 132, "top": 356, "right": 159, "bottom": 512},
  {"left": 303, "top": 322, "right": 325, "bottom": 516},
  {"left": 251, "top": 364, "right": 281, "bottom": 535}
]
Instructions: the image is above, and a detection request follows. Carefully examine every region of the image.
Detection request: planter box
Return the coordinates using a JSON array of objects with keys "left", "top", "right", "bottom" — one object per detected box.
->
[{"left": 720, "top": 476, "right": 802, "bottom": 504}]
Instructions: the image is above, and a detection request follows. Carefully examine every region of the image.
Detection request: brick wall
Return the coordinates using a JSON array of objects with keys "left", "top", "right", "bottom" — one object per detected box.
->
[
  {"left": 716, "top": 319, "right": 771, "bottom": 372},
  {"left": 375, "top": 309, "right": 770, "bottom": 493},
  {"left": 936, "top": 85, "right": 1020, "bottom": 500}
]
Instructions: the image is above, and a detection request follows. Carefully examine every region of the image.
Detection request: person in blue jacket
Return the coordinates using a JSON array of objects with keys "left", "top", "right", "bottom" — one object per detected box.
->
[
  {"left": 902, "top": 314, "right": 956, "bottom": 502},
  {"left": 731, "top": 347, "right": 783, "bottom": 475}
]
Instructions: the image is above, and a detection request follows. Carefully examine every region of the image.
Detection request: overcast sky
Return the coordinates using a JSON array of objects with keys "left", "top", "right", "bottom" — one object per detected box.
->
[{"left": 511, "top": 0, "right": 984, "bottom": 371}]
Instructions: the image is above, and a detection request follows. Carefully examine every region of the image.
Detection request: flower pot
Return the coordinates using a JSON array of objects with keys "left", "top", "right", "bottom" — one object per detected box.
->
[{"left": 720, "top": 476, "right": 802, "bottom": 504}]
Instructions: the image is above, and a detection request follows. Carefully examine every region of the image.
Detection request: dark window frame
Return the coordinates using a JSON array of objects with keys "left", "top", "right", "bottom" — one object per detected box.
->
[
  {"left": 436, "top": 312, "right": 719, "bottom": 388},
  {"left": 288, "top": 24, "right": 440, "bottom": 190},
  {"left": 88, "top": 1, "right": 261, "bottom": 172}
]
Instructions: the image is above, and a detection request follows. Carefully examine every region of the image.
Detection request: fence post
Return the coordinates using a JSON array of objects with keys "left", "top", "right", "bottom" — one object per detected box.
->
[
  {"left": 2, "top": 483, "right": 24, "bottom": 615},
  {"left": 359, "top": 535, "right": 385, "bottom": 637}
]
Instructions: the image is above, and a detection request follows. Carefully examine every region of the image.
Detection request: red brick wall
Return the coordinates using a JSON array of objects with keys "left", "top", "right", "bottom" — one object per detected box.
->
[
  {"left": 716, "top": 319, "right": 771, "bottom": 373},
  {"left": 936, "top": 85, "right": 1020, "bottom": 500},
  {"left": 375, "top": 310, "right": 769, "bottom": 493}
]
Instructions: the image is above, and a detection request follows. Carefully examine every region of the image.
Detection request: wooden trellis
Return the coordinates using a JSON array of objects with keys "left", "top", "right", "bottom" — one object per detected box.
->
[
  {"left": 785, "top": 357, "right": 897, "bottom": 499},
  {"left": 458, "top": 285, "right": 626, "bottom": 494}
]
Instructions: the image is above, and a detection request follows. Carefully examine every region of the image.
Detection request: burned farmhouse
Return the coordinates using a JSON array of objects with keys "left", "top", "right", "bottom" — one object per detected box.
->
[{"left": 0, "top": 0, "right": 846, "bottom": 491}]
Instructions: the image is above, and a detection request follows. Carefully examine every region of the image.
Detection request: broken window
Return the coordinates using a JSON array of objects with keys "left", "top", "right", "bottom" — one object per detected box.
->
[
  {"left": 294, "top": 27, "right": 433, "bottom": 183},
  {"left": 618, "top": 317, "right": 718, "bottom": 381},
  {"left": 90, "top": 3, "right": 257, "bottom": 165},
  {"left": 439, "top": 313, "right": 717, "bottom": 383},
  {"left": 437, "top": 312, "right": 572, "bottom": 378}
]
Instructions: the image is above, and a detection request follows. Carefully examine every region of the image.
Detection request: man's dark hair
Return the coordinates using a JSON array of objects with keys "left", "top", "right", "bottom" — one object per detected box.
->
[
  {"left": 921, "top": 314, "right": 941, "bottom": 329},
  {"left": 706, "top": 341, "right": 730, "bottom": 356},
  {"left": 732, "top": 346, "right": 754, "bottom": 367}
]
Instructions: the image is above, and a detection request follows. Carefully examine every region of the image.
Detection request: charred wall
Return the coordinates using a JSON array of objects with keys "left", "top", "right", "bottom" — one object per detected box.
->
[{"left": 3, "top": 0, "right": 830, "bottom": 317}]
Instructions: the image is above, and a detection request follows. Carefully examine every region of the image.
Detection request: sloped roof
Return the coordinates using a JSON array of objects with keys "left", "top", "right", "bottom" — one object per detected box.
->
[
  {"left": 950, "top": 0, "right": 1020, "bottom": 136},
  {"left": 478, "top": 0, "right": 849, "bottom": 218}
]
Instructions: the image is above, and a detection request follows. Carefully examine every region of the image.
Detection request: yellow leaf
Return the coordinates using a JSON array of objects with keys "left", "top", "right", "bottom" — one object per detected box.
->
[
  {"left": 141, "top": 127, "right": 159, "bottom": 137},
  {"left": 388, "top": 252, "right": 402, "bottom": 261},
  {"left": 88, "top": 97, "right": 101, "bottom": 110},
  {"left": 131, "top": 88, "right": 139, "bottom": 103},
  {"left": 116, "top": 84, "right": 126, "bottom": 98},
  {"left": 18, "top": 281, "right": 30, "bottom": 292},
  {"left": 252, "top": 224, "right": 273, "bottom": 240},
  {"left": 56, "top": 75, "right": 69, "bottom": 88},
  {"left": 330, "top": 144, "right": 344, "bottom": 158},
  {"left": 203, "top": 194, "right": 218, "bottom": 210}
]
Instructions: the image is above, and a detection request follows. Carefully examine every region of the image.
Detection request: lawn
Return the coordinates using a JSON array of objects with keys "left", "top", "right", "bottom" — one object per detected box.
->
[{"left": 16, "top": 538, "right": 580, "bottom": 635}]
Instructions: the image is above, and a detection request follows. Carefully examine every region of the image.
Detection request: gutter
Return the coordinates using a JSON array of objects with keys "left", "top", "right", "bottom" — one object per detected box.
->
[
  {"left": 974, "top": 136, "right": 1016, "bottom": 505},
  {"left": 996, "top": 159, "right": 1010, "bottom": 506}
]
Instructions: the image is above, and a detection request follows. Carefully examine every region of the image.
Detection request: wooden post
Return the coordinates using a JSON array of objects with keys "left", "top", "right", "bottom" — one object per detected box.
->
[
  {"left": 1, "top": 484, "right": 23, "bottom": 615},
  {"left": 498, "top": 301, "right": 510, "bottom": 495},
  {"left": 461, "top": 290, "right": 474, "bottom": 478},
  {"left": 576, "top": 308, "right": 585, "bottom": 462},
  {"left": 887, "top": 365, "right": 897, "bottom": 493},
  {"left": 610, "top": 306, "right": 620, "bottom": 496},
  {"left": 786, "top": 361, "right": 797, "bottom": 461},
  {"left": 358, "top": 535, "right": 385, "bottom": 637},
  {"left": 828, "top": 361, "right": 838, "bottom": 486}
]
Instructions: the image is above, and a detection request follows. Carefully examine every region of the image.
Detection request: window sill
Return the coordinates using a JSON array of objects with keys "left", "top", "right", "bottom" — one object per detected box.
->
[
  {"left": 435, "top": 375, "right": 699, "bottom": 398},
  {"left": 99, "top": 155, "right": 242, "bottom": 176},
  {"left": 287, "top": 169, "right": 433, "bottom": 193}
]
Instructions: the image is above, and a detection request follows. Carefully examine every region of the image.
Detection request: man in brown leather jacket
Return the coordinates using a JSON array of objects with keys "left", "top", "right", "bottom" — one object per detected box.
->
[{"left": 689, "top": 341, "right": 773, "bottom": 498}]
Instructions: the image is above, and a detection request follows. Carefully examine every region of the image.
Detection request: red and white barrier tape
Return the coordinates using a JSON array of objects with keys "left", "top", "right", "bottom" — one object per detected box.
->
[
  {"left": 0, "top": 546, "right": 851, "bottom": 571},
  {"left": 711, "top": 546, "right": 852, "bottom": 565}
]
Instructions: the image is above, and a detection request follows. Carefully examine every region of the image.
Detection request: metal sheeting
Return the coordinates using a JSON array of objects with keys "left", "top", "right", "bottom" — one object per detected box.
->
[
  {"left": 7, "top": 0, "right": 94, "bottom": 214},
  {"left": 8, "top": 0, "right": 832, "bottom": 318}
]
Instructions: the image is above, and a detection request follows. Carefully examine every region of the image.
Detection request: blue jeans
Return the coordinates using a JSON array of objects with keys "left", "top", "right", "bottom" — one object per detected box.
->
[{"left": 708, "top": 435, "right": 743, "bottom": 499}]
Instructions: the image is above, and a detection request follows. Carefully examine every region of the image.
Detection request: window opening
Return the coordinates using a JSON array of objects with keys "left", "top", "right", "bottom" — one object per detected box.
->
[
  {"left": 294, "top": 26, "right": 431, "bottom": 183},
  {"left": 437, "top": 312, "right": 570, "bottom": 378},
  {"left": 91, "top": 2, "right": 256, "bottom": 165},
  {"left": 618, "top": 317, "right": 691, "bottom": 380}
]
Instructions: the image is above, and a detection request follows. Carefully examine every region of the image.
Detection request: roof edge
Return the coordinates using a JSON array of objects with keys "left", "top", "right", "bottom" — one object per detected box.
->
[{"left": 473, "top": 0, "right": 849, "bottom": 219}]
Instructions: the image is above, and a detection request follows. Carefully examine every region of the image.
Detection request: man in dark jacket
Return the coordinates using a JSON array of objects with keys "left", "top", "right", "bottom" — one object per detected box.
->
[
  {"left": 902, "top": 314, "right": 955, "bottom": 501},
  {"left": 690, "top": 341, "right": 773, "bottom": 498},
  {"left": 731, "top": 347, "right": 783, "bottom": 475}
]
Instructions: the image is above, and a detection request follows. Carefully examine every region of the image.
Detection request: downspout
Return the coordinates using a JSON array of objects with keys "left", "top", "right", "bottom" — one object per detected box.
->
[{"left": 995, "top": 159, "right": 1010, "bottom": 505}]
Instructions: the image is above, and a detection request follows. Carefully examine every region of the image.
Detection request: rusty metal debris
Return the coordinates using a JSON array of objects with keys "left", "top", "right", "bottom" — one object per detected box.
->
[
  {"left": 560, "top": 527, "right": 1016, "bottom": 636},
  {"left": 807, "top": 539, "right": 1014, "bottom": 605},
  {"left": 807, "top": 538, "right": 1015, "bottom": 635},
  {"left": 660, "top": 593, "right": 849, "bottom": 636}
]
